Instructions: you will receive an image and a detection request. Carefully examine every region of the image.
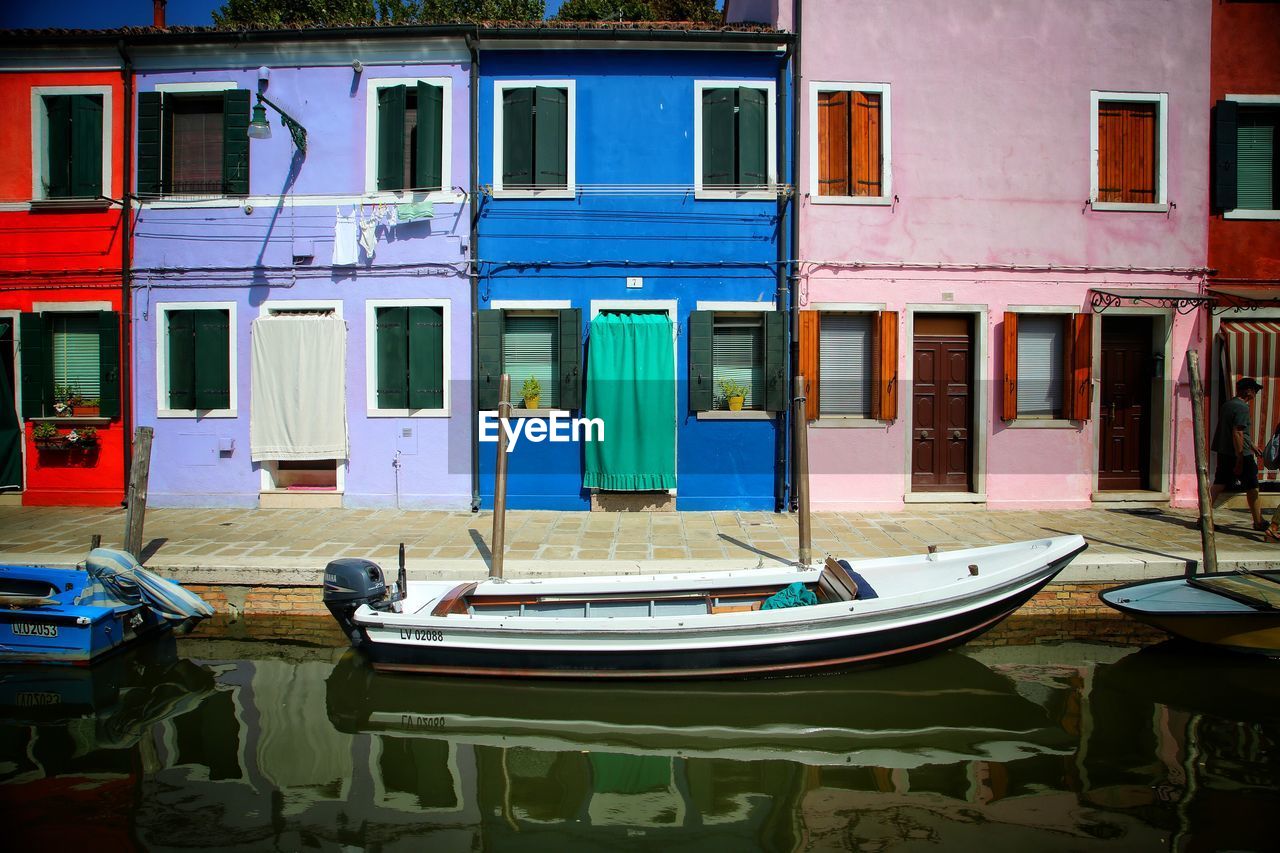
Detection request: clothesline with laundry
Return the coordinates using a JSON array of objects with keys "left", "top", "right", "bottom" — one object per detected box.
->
[{"left": 332, "top": 201, "right": 435, "bottom": 266}]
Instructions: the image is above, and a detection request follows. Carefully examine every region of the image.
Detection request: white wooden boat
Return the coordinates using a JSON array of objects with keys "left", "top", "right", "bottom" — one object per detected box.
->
[{"left": 323, "top": 535, "right": 1087, "bottom": 679}]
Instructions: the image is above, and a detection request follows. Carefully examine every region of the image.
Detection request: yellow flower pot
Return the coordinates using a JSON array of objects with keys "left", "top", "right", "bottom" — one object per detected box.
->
[
  {"left": 523, "top": 395, "right": 540, "bottom": 410},
  {"left": 728, "top": 395, "right": 744, "bottom": 411}
]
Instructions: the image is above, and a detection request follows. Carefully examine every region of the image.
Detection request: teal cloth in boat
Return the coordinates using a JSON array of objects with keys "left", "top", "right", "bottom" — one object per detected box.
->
[
  {"left": 397, "top": 201, "right": 434, "bottom": 222},
  {"left": 583, "top": 313, "right": 676, "bottom": 491},
  {"left": 761, "top": 582, "right": 818, "bottom": 610}
]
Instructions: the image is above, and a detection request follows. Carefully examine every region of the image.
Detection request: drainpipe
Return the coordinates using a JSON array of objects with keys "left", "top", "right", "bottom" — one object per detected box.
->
[
  {"left": 787, "top": 0, "right": 802, "bottom": 511},
  {"left": 117, "top": 39, "right": 134, "bottom": 498},
  {"left": 467, "top": 31, "right": 481, "bottom": 511},
  {"left": 774, "top": 40, "right": 791, "bottom": 513}
]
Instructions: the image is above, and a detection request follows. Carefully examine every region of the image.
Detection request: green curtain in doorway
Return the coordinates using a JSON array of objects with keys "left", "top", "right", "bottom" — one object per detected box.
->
[
  {"left": 583, "top": 313, "right": 676, "bottom": 491},
  {"left": 0, "top": 321, "right": 22, "bottom": 492}
]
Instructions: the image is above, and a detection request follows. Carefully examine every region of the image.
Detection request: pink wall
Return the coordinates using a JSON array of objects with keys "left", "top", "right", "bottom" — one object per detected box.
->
[{"left": 795, "top": 0, "right": 1211, "bottom": 510}]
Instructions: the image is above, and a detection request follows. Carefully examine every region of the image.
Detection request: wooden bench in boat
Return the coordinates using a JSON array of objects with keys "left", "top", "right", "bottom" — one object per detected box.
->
[
  {"left": 817, "top": 557, "right": 861, "bottom": 602},
  {"left": 429, "top": 584, "right": 791, "bottom": 618}
]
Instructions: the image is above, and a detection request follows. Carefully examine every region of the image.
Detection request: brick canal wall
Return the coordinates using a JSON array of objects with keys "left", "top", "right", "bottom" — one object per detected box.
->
[{"left": 188, "top": 580, "right": 1130, "bottom": 620}]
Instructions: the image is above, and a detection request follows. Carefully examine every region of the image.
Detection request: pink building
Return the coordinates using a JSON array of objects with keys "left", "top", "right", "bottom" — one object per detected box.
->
[{"left": 730, "top": 0, "right": 1211, "bottom": 510}]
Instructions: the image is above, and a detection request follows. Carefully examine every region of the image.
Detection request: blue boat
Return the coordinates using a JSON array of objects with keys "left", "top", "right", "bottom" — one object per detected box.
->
[{"left": 0, "top": 548, "right": 214, "bottom": 665}]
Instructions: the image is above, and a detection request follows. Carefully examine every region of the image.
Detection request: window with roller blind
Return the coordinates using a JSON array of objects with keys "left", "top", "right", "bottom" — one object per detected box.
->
[
  {"left": 695, "top": 80, "right": 776, "bottom": 199},
  {"left": 503, "top": 314, "right": 560, "bottom": 409},
  {"left": 18, "top": 310, "right": 121, "bottom": 419},
  {"left": 811, "top": 82, "right": 891, "bottom": 203},
  {"left": 1001, "top": 311, "right": 1092, "bottom": 423},
  {"left": 795, "top": 311, "right": 898, "bottom": 423},
  {"left": 711, "top": 316, "right": 765, "bottom": 411},
  {"left": 494, "top": 81, "right": 573, "bottom": 197},
  {"left": 1091, "top": 91, "right": 1168, "bottom": 210},
  {"left": 1015, "top": 316, "right": 1065, "bottom": 418},
  {"left": 1214, "top": 98, "right": 1280, "bottom": 217},
  {"left": 51, "top": 314, "right": 100, "bottom": 402}
]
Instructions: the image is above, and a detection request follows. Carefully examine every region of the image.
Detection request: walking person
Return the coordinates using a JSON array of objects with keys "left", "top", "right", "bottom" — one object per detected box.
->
[{"left": 1210, "top": 377, "right": 1266, "bottom": 531}]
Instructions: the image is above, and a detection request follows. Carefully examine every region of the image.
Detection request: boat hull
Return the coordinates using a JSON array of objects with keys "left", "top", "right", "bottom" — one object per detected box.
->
[
  {"left": 1100, "top": 576, "right": 1280, "bottom": 657},
  {"left": 353, "top": 540, "right": 1086, "bottom": 679}
]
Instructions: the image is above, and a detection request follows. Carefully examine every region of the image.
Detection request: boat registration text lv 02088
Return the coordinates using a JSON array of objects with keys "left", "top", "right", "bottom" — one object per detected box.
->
[
  {"left": 399, "top": 628, "right": 444, "bottom": 642},
  {"left": 11, "top": 622, "right": 58, "bottom": 638}
]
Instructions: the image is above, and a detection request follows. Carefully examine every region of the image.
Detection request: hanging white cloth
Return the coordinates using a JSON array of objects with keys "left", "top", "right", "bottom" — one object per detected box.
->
[
  {"left": 358, "top": 213, "right": 377, "bottom": 259},
  {"left": 249, "top": 314, "right": 348, "bottom": 462},
  {"left": 332, "top": 208, "right": 358, "bottom": 266}
]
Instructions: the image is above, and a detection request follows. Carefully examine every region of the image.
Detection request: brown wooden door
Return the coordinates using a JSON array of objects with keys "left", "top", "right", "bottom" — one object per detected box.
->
[
  {"left": 912, "top": 316, "right": 974, "bottom": 492},
  {"left": 1097, "top": 317, "right": 1153, "bottom": 491}
]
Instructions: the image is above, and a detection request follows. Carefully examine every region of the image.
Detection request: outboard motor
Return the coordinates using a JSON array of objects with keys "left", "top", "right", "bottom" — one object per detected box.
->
[{"left": 323, "top": 558, "right": 387, "bottom": 646}]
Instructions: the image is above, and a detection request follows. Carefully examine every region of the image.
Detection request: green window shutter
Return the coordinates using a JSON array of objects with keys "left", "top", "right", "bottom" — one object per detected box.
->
[
  {"left": 712, "top": 319, "right": 764, "bottom": 410},
  {"left": 534, "top": 86, "right": 568, "bottom": 189},
  {"left": 408, "top": 306, "right": 445, "bottom": 410},
  {"left": 377, "top": 85, "right": 407, "bottom": 191},
  {"left": 502, "top": 87, "right": 534, "bottom": 188},
  {"left": 477, "top": 309, "right": 504, "bottom": 410},
  {"left": 44, "top": 96, "right": 72, "bottom": 199},
  {"left": 97, "top": 311, "right": 120, "bottom": 418},
  {"left": 688, "top": 310, "right": 714, "bottom": 412},
  {"left": 737, "top": 87, "right": 768, "bottom": 188},
  {"left": 375, "top": 306, "right": 409, "bottom": 409},
  {"left": 415, "top": 81, "right": 444, "bottom": 192},
  {"left": 558, "top": 308, "right": 582, "bottom": 411},
  {"left": 70, "top": 94, "right": 103, "bottom": 198},
  {"left": 1237, "top": 109, "right": 1277, "bottom": 211},
  {"left": 167, "top": 310, "right": 196, "bottom": 410},
  {"left": 222, "top": 89, "right": 250, "bottom": 196},
  {"left": 764, "top": 310, "right": 787, "bottom": 412},
  {"left": 137, "top": 92, "right": 163, "bottom": 195},
  {"left": 1213, "top": 99, "right": 1238, "bottom": 212},
  {"left": 503, "top": 315, "right": 558, "bottom": 408},
  {"left": 194, "top": 310, "right": 231, "bottom": 410},
  {"left": 702, "top": 88, "right": 736, "bottom": 187},
  {"left": 19, "top": 313, "right": 51, "bottom": 418}
]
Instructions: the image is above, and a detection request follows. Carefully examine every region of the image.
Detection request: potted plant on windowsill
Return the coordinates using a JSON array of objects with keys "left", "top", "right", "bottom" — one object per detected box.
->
[
  {"left": 76, "top": 398, "right": 100, "bottom": 418},
  {"left": 521, "top": 376, "right": 542, "bottom": 410},
  {"left": 720, "top": 378, "right": 749, "bottom": 412},
  {"left": 32, "top": 422, "right": 64, "bottom": 449},
  {"left": 53, "top": 384, "right": 83, "bottom": 417}
]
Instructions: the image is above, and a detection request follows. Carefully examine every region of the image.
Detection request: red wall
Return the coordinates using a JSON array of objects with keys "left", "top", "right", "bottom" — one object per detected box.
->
[
  {"left": 0, "top": 70, "right": 128, "bottom": 506},
  {"left": 1209, "top": 1, "right": 1280, "bottom": 282}
]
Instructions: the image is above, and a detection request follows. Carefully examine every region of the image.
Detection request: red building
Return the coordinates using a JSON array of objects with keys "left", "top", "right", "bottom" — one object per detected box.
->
[{"left": 0, "top": 48, "right": 129, "bottom": 506}]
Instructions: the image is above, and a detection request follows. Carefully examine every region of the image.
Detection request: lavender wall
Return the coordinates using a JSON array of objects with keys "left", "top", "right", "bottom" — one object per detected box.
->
[{"left": 131, "top": 58, "right": 472, "bottom": 508}]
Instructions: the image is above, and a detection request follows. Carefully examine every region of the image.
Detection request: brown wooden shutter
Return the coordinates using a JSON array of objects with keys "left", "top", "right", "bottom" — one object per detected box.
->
[
  {"left": 852, "top": 92, "right": 882, "bottom": 198},
  {"left": 1098, "top": 101, "right": 1156, "bottom": 204},
  {"left": 876, "top": 310, "right": 898, "bottom": 421},
  {"left": 798, "top": 311, "right": 820, "bottom": 420},
  {"left": 817, "top": 91, "right": 849, "bottom": 197},
  {"left": 1002, "top": 312, "right": 1019, "bottom": 420},
  {"left": 1065, "top": 312, "right": 1092, "bottom": 420}
]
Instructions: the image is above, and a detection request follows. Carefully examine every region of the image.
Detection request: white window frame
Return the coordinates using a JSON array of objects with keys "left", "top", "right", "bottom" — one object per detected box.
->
[
  {"left": 364, "top": 298, "right": 451, "bottom": 418},
  {"left": 155, "top": 300, "right": 238, "bottom": 419},
  {"left": 30, "top": 85, "right": 113, "bottom": 202},
  {"left": 1006, "top": 305, "right": 1079, "bottom": 428},
  {"left": 363, "top": 76, "right": 455, "bottom": 201},
  {"left": 694, "top": 79, "right": 778, "bottom": 201},
  {"left": 807, "top": 81, "right": 892, "bottom": 206},
  {"left": 1223, "top": 93, "right": 1280, "bottom": 221},
  {"left": 1089, "top": 90, "right": 1169, "bottom": 212},
  {"left": 257, "top": 299, "right": 346, "bottom": 493},
  {"left": 492, "top": 79, "right": 576, "bottom": 200}
]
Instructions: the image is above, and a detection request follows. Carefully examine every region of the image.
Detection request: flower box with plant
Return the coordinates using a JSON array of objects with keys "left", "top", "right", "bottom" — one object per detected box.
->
[
  {"left": 67, "top": 426, "right": 98, "bottom": 447},
  {"left": 521, "top": 376, "right": 542, "bottom": 410},
  {"left": 32, "top": 422, "right": 61, "bottom": 447},
  {"left": 720, "top": 378, "right": 749, "bottom": 412},
  {"left": 53, "top": 384, "right": 83, "bottom": 416}
]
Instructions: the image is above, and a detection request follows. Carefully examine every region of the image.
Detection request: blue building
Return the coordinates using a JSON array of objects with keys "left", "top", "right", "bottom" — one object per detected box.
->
[{"left": 475, "top": 28, "right": 795, "bottom": 512}]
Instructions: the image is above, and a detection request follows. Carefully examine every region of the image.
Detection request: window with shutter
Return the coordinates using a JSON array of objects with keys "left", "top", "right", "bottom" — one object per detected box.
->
[
  {"left": 1237, "top": 106, "right": 1278, "bottom": 211},
  {"left": 818, "top": 314, "right": 873, "bottom": 417},
  {"left": 503, "top": 314, "right": 559, "bottom": 408},
  {"left": 163, "top": 307, "right": 232, "bottom": 414},
  {"left": 42, "top": 94, "right": 104, "bottom": 199},
  {"left": 166, "top": 94, "right": 225, "bottom": 195},
  {"left": 697, "top": 82, "right": 774, "bottom": 197},
  {"left": 816, "top": 86, "right": 887, "bottom": 200},
  {"left": 370, "top": 303, "right": 446, "bottom": 414},
  {"left": 1092, "top": 93, "right": 1165, "bottom": 208},
  {"left": 497, "top": 82, "right": 572, "bottom": 195},
  {"left": 711, "top": 316, "right": 765, "bottom": 410},
  {"left": 50, "top": 313, "right": 100, "bottom": 402},
  {"left": 1016, "top": 316, "right": 1065, "bottom": 418}
]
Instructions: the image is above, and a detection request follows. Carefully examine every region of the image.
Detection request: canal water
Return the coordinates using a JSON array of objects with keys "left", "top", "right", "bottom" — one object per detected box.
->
[{"left": 1, "top": 617, "right": 1277, "bottom": 851}]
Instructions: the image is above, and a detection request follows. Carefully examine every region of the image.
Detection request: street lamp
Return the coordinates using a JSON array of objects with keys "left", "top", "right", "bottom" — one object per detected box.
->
[{"left": 247, "top": 92, "right": 307, "bottom": 155}]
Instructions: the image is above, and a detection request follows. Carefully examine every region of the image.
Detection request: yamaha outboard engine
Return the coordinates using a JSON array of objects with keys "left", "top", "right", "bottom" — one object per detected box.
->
[{"left": 323, "top": 558, "right": 387, "bottom": 646}]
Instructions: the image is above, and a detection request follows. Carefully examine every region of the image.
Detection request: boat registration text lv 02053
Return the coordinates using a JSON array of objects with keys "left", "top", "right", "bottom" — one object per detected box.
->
[
  {"left": 11, "top": 622, "right": 58, "bottom": 638},
  {"left": 399, "top": 628, "right": 444, "bottom": 642}
]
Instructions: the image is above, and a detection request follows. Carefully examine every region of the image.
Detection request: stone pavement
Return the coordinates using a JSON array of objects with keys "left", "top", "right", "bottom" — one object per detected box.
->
[{"left": 2, "top": 503, "right": 1279, "bottom": 586}]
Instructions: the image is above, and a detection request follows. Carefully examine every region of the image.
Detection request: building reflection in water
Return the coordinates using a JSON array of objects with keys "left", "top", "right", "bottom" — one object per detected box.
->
[{"left": 1, "top": 635, "right": 1276, "bottom": 850}]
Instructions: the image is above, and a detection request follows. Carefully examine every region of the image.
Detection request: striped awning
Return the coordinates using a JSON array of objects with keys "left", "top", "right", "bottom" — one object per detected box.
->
[{"left": 1219, "top": 320, "right": 1280, "bottom": 481}]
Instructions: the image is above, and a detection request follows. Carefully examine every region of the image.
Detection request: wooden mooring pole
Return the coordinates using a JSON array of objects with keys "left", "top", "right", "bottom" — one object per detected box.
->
[
  {"left": 124, "top": 426, "right": 154, "bottom": 560},
  {"left": 491, "top": 374, "right": 511, "bottom": 580},
  {"left": 1186, "top": 349, "right": 1217, "bottom": 577},
  {"left": 794, "top": 375, "right": 812, "bottom": 565}
]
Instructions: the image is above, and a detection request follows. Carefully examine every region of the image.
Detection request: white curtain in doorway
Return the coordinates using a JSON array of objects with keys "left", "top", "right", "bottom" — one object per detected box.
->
[{"left": 250, "top": 314, "right": 348, "bottom": 462}]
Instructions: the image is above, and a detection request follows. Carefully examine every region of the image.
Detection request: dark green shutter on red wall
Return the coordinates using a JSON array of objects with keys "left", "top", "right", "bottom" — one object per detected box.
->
[
  {"left": 44, "top": 97, "right": 72, "bottom": 198},
  {"left": 19, "top": 313, "right": 51, "bottom": 418},
  {"left": 222, "top": 89, "right": 250, "bottom": 196},
  {"left": 408, "top": 306, "right": 445, "bottom": 410},
  {"left": 377, "top": 85, "right": 407, "bottom": 191},
  {"left": 96, "top": 311, "right": 120, "bottom": 419},
  {"left": 416, "top": 82, "right": 444, "bottom": 191},
  {"left": 70, "top": 94, "right": 103, "bottom": 198}
]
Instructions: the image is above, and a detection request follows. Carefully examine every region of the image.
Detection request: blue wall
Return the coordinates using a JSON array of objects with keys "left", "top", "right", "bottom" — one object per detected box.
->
[{"left": 478, "top": 50, "right": 790, "bottom": 511}]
